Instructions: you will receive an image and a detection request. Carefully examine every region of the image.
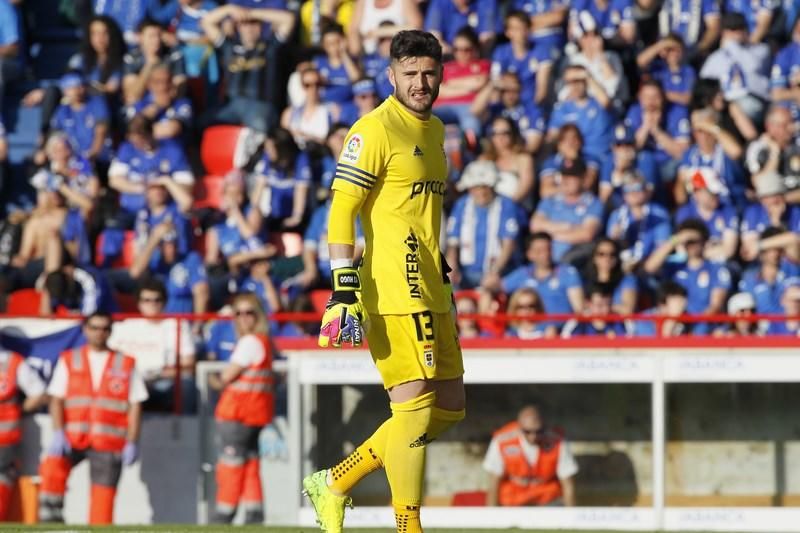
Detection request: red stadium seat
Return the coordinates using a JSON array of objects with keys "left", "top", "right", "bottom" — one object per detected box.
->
[
  {"left": 115, "top": 291, "right": 138, "bottom": 312},
  {"left": 451, "top": 490, "right": 487, "bottom": 506},
  {"left": 310, "top": 289, "right": 332, "bottom": 315},
  {"left": 6, "top": 289, "right": 42, "bottom": 315},
  {"left": 194, "top": 175, "right": 225, "bottom": 209},
  {"left": 200, "top": 125, "right": 242, "bottom": 175}
]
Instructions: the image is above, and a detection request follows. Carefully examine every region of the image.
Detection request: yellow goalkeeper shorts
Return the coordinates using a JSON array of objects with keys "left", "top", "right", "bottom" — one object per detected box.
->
[{"left": 367, "top": 311, "right": 464, "bottom": 389}]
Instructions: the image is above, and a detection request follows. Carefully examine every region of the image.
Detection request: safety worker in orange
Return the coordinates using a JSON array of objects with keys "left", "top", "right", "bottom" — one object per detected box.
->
[
  {"left": 210, "top": 293, "right": 274, "bottom": 524},
  {"left": 482, "top": 403, "right": 578, "bottom": 506},
  {"left": 38, "top": 312, "right": 148, "bottom": 524},
  {"left": 0, "top": 344, "right": 47, "bottom": 520}
]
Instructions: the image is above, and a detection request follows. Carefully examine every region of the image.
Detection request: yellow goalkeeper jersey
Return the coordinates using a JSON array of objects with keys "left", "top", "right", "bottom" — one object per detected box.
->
[{"left": 331, "top": 95, "right": 450, "bottom": 315}]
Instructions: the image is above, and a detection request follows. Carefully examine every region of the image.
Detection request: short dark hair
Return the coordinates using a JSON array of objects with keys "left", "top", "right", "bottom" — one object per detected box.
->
[
  {"left": 390, "top": 30, "right": 442, "bottom": 64},
  {"left": 128, "top": 114, "right": 154, "bottom": 137},
  {"left": 454, "top": 26, "right": 480, "bottom": 49},
  {"left": 586, "top": 282, "right": 614, "bottom": 300},
  {"left": 760, "top": 226, "right": 786, "bottom": 241},
  {"left": 657, "top": 281, "right": 687, "bottom": 304},
  {"left": 321, "top": 20, "right": 345, "bottom": 37},
  {"left": 505, "top": 9, "right": 531, "bottom": 27},
  {"left": 83, "top": 311, "right": 113, "bottom": 326},
  {"left": 44, "top": 271, "right": 69, "bottom": 303},
  {"left": 137, "top": 277, "right": 167, "bottom": 301},
  {"left": 676, "top": 218, "right": 710, "bottom": 242},
  {"left": 137, "top": 18, "right": 162, "bottom": 33},
  {"left": 527, "top": 232, "right": 552, "bottom": 247}
]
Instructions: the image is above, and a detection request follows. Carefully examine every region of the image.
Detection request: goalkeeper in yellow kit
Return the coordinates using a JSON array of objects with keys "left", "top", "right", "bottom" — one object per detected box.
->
[{"left": 302, "top": 30, "right": 465, "bottom": 533}]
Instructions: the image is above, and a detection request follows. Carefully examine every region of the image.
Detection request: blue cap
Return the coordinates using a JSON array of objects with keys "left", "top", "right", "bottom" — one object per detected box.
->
[
  {"left": 59, "top": 72, "right": 84, "bottom": 91},
  {"left": 353, "top": 78, "right": 376, "bottom": 96},
  {"left": 613, "top": 124, "right": 634, "bottom": 145}
]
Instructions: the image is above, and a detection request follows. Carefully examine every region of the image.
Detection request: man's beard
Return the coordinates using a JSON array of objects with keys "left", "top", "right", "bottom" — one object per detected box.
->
[{"left": 394, "top": 85, "right": 439, "bottom": 114}]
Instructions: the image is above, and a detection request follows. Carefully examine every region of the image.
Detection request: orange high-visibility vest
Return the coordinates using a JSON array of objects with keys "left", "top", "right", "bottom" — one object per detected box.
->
[
  {"left": 215, "top": 334, "right": 274, "bottom": 428},
  {"left": 495, "top": 421, "right": 563, "bottom": 506},
  {"left": 0, "top": 352, "right": 23, "bottom": 446},
  {"left": 63, "top": 347, "right": 134, "bottom": 453}
]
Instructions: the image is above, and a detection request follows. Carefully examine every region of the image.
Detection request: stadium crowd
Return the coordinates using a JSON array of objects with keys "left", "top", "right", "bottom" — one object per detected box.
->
[{"left": 0, "top": 0, "right": 799, "bottom": 347}]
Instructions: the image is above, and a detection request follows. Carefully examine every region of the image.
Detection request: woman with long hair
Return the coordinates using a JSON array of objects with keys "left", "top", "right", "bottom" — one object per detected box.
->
[
  {"left": 481, "top": 116, "right": 535, "bottom": 210},
  {"left": 581, "top": 237, "right": 637, "bottom": 315},
  {"left": 72, "top": 15, "right": 126, "bottom": 97},
  {"left": 505, "top": 287, "right": 557, "bottom": 339},
  {"left": 211, "top": 293, "right": 274, "bottom": 524}
]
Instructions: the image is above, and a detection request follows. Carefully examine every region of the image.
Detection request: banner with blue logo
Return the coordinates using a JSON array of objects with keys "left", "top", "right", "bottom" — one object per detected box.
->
[{"left": 0, "top": 319, "right": 85, "bottom": 381}]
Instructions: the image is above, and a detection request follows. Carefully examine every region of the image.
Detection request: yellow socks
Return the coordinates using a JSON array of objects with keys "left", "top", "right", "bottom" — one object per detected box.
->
[
  {"left": 428, "top": 406, "right": 465, "bottom": 440},
  {"left": 328, "top": 419, "right": 390, "bottom": 495},
  {"left": 385, "top": 391, "right": 435, "bottom": 530},
  {"left": 393, "top": 503, "right": 422, "bottom": 532}
]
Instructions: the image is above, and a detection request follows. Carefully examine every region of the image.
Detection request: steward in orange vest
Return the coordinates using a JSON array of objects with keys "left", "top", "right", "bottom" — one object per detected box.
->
[
  {"left": 38, "top": 312, "right": 148, "bottom": 525},
  {"left": 211, "top": 294, "right": 274, "bottom": 525},
  {"left": 0, "top": 349, "right": 46, "bottom": 521},
  {"left": 483, "top": 404, "right": 577, "bottom": 507}
]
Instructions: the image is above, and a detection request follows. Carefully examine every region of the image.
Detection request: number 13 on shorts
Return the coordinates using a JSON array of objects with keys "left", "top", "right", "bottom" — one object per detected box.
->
[{"left": 412, "top": 311, "right": 436, "bottom": 369}]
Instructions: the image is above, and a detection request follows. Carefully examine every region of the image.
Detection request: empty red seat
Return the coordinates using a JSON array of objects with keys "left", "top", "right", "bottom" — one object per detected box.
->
[
  {"left": 201, "top": 125, "right": 243, "bottom": 175},
  {"left": 6, "top": 289, "right": 42, "bottom": 315}
]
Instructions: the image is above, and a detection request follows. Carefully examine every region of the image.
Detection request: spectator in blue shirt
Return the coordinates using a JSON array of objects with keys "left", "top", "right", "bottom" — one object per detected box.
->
[
  {"left": 644, "top": 218, "right": 732, "bottom": 334},
  {"left": 724, "top": 0, "right": 773, "bottom": 43},
  {"left": 490, "top": 11, "right": 553, "bottom": 105},
  {"left": 50, "top": 73, "right": 112, "bottom": 163},
  {"left": 237, "top": 255, "right": 282, "bottom": 318},
  {"left": 740, "top": 171, "right": 800, "bottom": 262},
  {"left": 630, "top": 280, "right": 691, "bottom": 337},
  {"left": 675, "top": 168, "right": 739, "bottom": 263},
  {"left": 129, "top": 221, "right": 210, "bottom": 315},
  {"left": 169, "top": 0, "right": 219, "bottom": 89},
  {"left": 561, "top": 283, "right": 627, "bottom": 338},
  {"left": 738, "top": 227, "right": 800, "bottom": 314},
  {"left": 607, "top": 173, "right": 672, "bottom": 274},
  {"left": 0, "top": 0, "right": 21, "bottom": 107},
  {"left": 425, "top": 0, "right": 496, "bottom": 53},
  {"left": 547, "top": 64, "right": 614, "bottom": 165},
  {"left": 656, "top": 0, "right": 720, "bottom": 56},
  {"left": 362, "top": 24, "right": 394, "bottom": 100},
  {"left": 314, "top": 23, "right": 360, "bottom": 105},
  {"left": 446, "top": 161, "right": 522, "bottom": 289},
  {"left": 337, "top": 79, "right": 379, "bottom": 127},
  {"left": 71, "top": 15, "right": 126, "bottom": 98},
  {"left": 318, "top": 123, "right": 349, "bottom": 195},
  {"left": 625, "top": 79, "right": 691, "bottom": 184},
  {"left": 492, "top": 232, "right": 584, "bottom": 317},
  {"left": 768, "top": 282, "right": 800, "bottom": 336},
  {"left": 252, "top": 127, "right": 313, "bottom": 229},
  {"left": 201, "top": 4, "right": 296, "bottom": 133},
  {"left": 531, "top": 158, "right": 603, "bottom": 264},
  {"left": 770, "top": 18, "right": 800, "bottom": 121},
  {"left": 569, "top": 0, "right": 636, "bottom": 45},
  {"left": 504, "top": 287, "right": 557, "bottom": 339},
  {"left": 0, "top": 115, "right": 6, "bottom": 194},
  {"left": 108, "top": 115, "right": 195, "bottom": 222},
  {"left": 599, "top": 124, "right": 659, "bottom": 207},
  {"left": 583, "top": 237, "right": 639, "bottom": 315},
  {"left": 513, "top": 0, "right": 567, "bottom": 58},
  {"left": 205, "top": 318, "right": 237, "bottom": 361},
  {"left": 471, "top": 71, "right": 546, "bottom": 154},
  {"left": 539, "top": 124, "right": 601, "bottom": 198},
  {"left": 637, "top": 33, "right": 696, "bottom": 109},
  {"left": 204, "top": 171, "right": 268, "bottom": 283},
  {"left": 675, "top": 107, "right": 745, "bottom": 207},
  {"left": 126, "top": 64, "right": 193, "bottom": 149},
  {"left": 41, "top": 260, "right": 117, "bottom": 316},
  {"left": 123, "top": 19, "right": 187, "bottom": 105}
]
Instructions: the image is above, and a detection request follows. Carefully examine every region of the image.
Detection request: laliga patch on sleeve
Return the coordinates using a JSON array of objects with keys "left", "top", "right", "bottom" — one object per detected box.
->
[{"left": 342, "top": 134, "right": 364, "bottom": 163}]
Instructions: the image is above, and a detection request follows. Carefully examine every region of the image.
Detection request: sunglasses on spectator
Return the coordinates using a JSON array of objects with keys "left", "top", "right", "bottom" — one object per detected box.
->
[
  {"left": 595, "top": 250, "right": 616, "bottom": 257},
  {"left": 453, "top": 46, "right": 473, "bottom": 53},
  {"left": 86, "top": 324, "right": 112, "bottom": 332},
  {"left": 564, "top": 78, "right": 586, "bottom": 85},
  {"left": 303, "top": 80, "right": 322, "bottom": 88},
  {"left": 490, "top": 129, "right": 512, "bottom": 137},
  {"left": 685, "top": 239, "right": 702, "bottom": 246},
  {"left": 139, "top": 296, "right": 164, "bottom": 304},
  {"left": 515, "top": 302, "right": 539, "bottom": 310},
  {"left": 501, "top": 87, "right": 521, "bottom": 93},
  {"left": 521, "top": 428, "right": 544, "bottom": 435},
  {"left": 235, "top": 309, "right": 257, "bottom": 317}
]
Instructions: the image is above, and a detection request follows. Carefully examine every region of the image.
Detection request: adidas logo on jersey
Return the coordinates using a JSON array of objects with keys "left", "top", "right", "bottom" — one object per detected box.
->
[{"left": 413, "top": 145, "right": 424, "bottom": 157}]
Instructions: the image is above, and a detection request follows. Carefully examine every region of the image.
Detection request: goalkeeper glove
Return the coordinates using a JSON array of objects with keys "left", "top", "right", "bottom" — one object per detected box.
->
[{"left": 318, "top": 267, "right": 369, "bottom": 348}]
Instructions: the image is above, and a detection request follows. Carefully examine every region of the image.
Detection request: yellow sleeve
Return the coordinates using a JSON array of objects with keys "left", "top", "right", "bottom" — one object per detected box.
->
[
  {"left": 332, "top": 117, "right": 388, "bottom": 201},
  {"left": 328, "top": 190, "right": 362, "bottom": 246}
]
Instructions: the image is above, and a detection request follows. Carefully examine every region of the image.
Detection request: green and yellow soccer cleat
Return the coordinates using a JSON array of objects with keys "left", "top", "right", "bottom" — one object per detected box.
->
[{"left": 302, "top": 469, "right": 353, "bottom": 532}]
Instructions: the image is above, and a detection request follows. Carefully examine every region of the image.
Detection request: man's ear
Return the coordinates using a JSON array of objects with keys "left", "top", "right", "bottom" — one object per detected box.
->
[{"left": 386, "top": 63, "right": 396, "bottom": 91}]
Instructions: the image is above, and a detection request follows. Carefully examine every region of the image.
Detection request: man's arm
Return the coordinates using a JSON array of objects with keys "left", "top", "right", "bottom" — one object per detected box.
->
[
  {"left": 50, "top": 396, "right": 65, "bottom": 431},
  {"left": 127, "top": 402, "right": 142, "bottom": 443},
  {"left": 750, "top": 10, "right": 772, "bottom": 44},
  {"left": 201, "top": 4, "right": 242, "bottom": 45},
  {"left": 486, "top": 473, "right": 502, "bottom": 506},
  {"left": 247, "top": 7, "right": 297, "bottom": 41},
  {"left": 561, "top": 475, "right": 577, "bottom": 506},
  {"left": 697, "top": 15, "right": 720, "bottom": 53}
]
